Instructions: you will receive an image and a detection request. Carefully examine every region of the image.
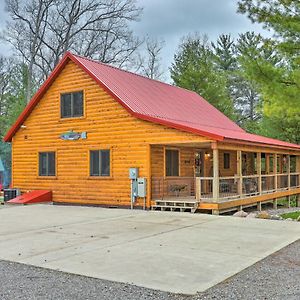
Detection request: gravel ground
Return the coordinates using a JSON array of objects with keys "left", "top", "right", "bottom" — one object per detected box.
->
[
  {"left": 0, "top": 239, "right": 299, "bottom": 300},
  {"left": 241, "top": 202, "right": 300, "bottom": 218},
  {"left": 263, "top": 206, "right": 300, "bottom": 216},
  {"left": 0, "top": 261, "right": 175, "bottom": 300},
  {"left": 194, "top": 239, "right": 300, "bottom": 300}
]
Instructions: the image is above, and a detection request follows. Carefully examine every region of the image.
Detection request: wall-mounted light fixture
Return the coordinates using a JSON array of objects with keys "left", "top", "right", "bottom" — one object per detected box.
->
[
  {"left": 204, "top": 152, "right": 211, "bottom": 160},
  {"left": 283, "top": 155, "right": 287, "bottom": 164}
]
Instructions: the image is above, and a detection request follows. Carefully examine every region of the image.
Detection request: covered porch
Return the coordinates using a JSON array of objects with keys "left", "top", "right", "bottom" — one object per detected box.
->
[{"left": 150, "top": 141, "right": 300, "bottom": 214}]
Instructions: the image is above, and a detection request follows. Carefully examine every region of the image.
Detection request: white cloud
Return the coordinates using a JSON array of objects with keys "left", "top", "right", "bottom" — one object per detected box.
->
[
  {"left": 132, "top": 0, "right": 270, "bottom": 81},
  {"left": 0, "top": 0, "right": 271, "bottom": 79}
]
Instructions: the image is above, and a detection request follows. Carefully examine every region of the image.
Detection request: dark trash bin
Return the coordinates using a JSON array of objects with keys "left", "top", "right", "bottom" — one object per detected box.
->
[{"left": 4, "top": 188, "right": 20, "bottom": 201}]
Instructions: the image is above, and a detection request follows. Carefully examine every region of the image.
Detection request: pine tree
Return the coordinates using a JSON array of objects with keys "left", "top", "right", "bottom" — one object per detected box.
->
[
  {"left": 238, "top": 0, "right": 300, "bottom": 142},
  {"left": 210, "top": 33, "right": 263, "bottom": 132},
  {"left": 170, "top": 35, "right": 235, "bottom": 119}
]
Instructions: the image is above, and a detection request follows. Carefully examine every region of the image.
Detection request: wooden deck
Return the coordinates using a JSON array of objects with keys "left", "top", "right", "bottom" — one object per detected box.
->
[
  {"left": 199, "top": 187, "right": 300, "bottom": 214},
  {"left": 152, "top": 187, "right": 300, "bottom": 214}
]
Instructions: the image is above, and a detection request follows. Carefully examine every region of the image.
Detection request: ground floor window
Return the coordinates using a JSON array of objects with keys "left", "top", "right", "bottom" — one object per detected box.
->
[
  {"left": 165, "top": 149, "right": 179, "bottom": 176},
  {"left": 39, "top": 152, "right": 56, "bottom": 176},
  {"left": 90, "top": 149, "right": 110, "bottom": 176}
]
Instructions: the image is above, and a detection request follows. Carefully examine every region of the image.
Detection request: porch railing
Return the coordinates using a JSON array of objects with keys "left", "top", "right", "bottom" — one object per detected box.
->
[
  {"left": 242, "top": 175, "right": 259, "bottom": 196},
  {"left": 152, "top": 173, "right": 300, "bottom": 203},
  {"left": 291, "top": 173, "right": 300, "bottom": 188},
  {"left": 195, "top": 172, "right": 300, "bottom": 203},
  {"left": 219, "top": 177, "right": 239, "bottom": 199},
  {"left": 261, "top": 175, "right": 275, "bottom": 193},
  {"left": 277, "top": 174, "right": 289, "bottom": 190},
  {"left": 151, "top": 177, "right": 195, "bottom": 200}
]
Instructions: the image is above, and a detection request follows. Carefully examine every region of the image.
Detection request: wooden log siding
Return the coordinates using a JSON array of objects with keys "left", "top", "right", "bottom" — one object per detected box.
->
[
  {"left": 150, "top": 145, "right": 195, "bottom": 178},
  {"left": 201, "top": 150, "right": 237, "bottom": 178},
  {"left": 151, "top": 148, "right": 238, "bottom": 182},
  {"left": 12, "top": 61, "right": 210, "bottom": 207}
]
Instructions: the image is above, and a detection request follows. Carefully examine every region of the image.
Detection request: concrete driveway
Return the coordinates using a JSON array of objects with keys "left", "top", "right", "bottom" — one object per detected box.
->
[{"left": 0, "top": 204, "right": 299, "bottom": 294}]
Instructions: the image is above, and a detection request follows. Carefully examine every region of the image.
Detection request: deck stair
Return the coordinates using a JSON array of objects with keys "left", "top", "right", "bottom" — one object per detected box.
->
[{"left": 151, "top": 199, "right": 198, "bottom": 213}]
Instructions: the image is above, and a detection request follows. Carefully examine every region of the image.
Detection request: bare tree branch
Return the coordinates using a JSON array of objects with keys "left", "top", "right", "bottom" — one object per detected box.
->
[
  {"left": 136, "top": 36, "right": 165, "bottom": 80},
  {"left": 1, "top": 0, "right": 143, "bottom": 99}
]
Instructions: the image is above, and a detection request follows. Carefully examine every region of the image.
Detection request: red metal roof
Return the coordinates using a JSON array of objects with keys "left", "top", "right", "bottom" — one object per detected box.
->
[{"left": 4, "top": 52, "right": 300, "bottom": 150}]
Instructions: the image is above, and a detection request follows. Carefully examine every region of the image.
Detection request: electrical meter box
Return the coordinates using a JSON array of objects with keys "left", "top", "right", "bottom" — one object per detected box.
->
[
  {"left": 137, "top": 178, "right": 147, "bottom": 197},
  {"left": 129, "top": 167, "right": 138, "bottom": 180}
]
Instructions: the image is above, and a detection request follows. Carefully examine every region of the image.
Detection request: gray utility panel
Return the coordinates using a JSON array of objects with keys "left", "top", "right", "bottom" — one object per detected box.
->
[
  {"left": 129, "top": 168, "right": 138, "bottom": 180},
  {"left": 137, "top": 178, "right": 147, "bottom": 197}
]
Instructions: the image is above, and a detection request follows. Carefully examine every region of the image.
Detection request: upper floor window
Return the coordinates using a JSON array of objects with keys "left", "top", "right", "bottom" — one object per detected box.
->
[
  {"left": 39, "top": 152, "right": 56, "bottom": 176},
  {"left": 61, "top": 91, "right": 83, "bottom": 118}
]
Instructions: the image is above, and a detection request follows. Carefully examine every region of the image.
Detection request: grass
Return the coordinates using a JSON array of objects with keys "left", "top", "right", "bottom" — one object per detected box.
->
[
  {"left": 281, "top": 211, "right": 300, "bottom": 220},
  {"left": 277, "top": 195, "right": 297, "bottom": 207}
]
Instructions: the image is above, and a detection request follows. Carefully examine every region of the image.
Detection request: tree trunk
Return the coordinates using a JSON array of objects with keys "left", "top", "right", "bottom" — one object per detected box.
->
[{"left": 26, "top": 61, "right": 33, "bottom": 104}]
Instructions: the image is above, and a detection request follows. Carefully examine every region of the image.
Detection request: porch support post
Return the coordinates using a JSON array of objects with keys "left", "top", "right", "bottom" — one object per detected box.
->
[
  {"left": 237, "top": 150, "right": 243, "bottom": 197},
  {"left": 274, "top": 153, "right": 278, "bottom": 191},
  {"left": 195, "top": 177, "right": 201, "bottom": 201},
  {"left": 273, "top": 198, "right": 278, "bottom": 209},
  {"left": 146, "top": 144, "right": 152, "bottom": 209},
  {"left": 212, "top": 143, "right": 219, "bottom": 201},
  {"left": 287, "top": 155, "right": 291, "bottom": 190},
  {"left": 266, "top": 154, "right": 270, "bottom": 174},
  {"left": 266, "top": 153, "right": 270, "bottom": 190},
  {"left": 257, "top": 152, "right": 262, "bottom": 195},
  {"left": 297, "top": 194, "right": 300, "bottom": 207},
  {"left": 257, "top": 201, "right": 262, "bottom": 211},
  {"left": 297, "top": 156, "right": 300, "bottom": 188}
]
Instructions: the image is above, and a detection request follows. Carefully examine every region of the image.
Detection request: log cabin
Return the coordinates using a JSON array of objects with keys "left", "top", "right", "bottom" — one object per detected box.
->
[{"left": 4, "top": 52, "right": 300, "bottom": 214}]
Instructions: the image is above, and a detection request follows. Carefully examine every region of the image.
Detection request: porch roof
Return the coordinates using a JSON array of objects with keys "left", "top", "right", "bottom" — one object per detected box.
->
[{"left": 3, "top": 52, "right": 300, "bottom": 151}]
